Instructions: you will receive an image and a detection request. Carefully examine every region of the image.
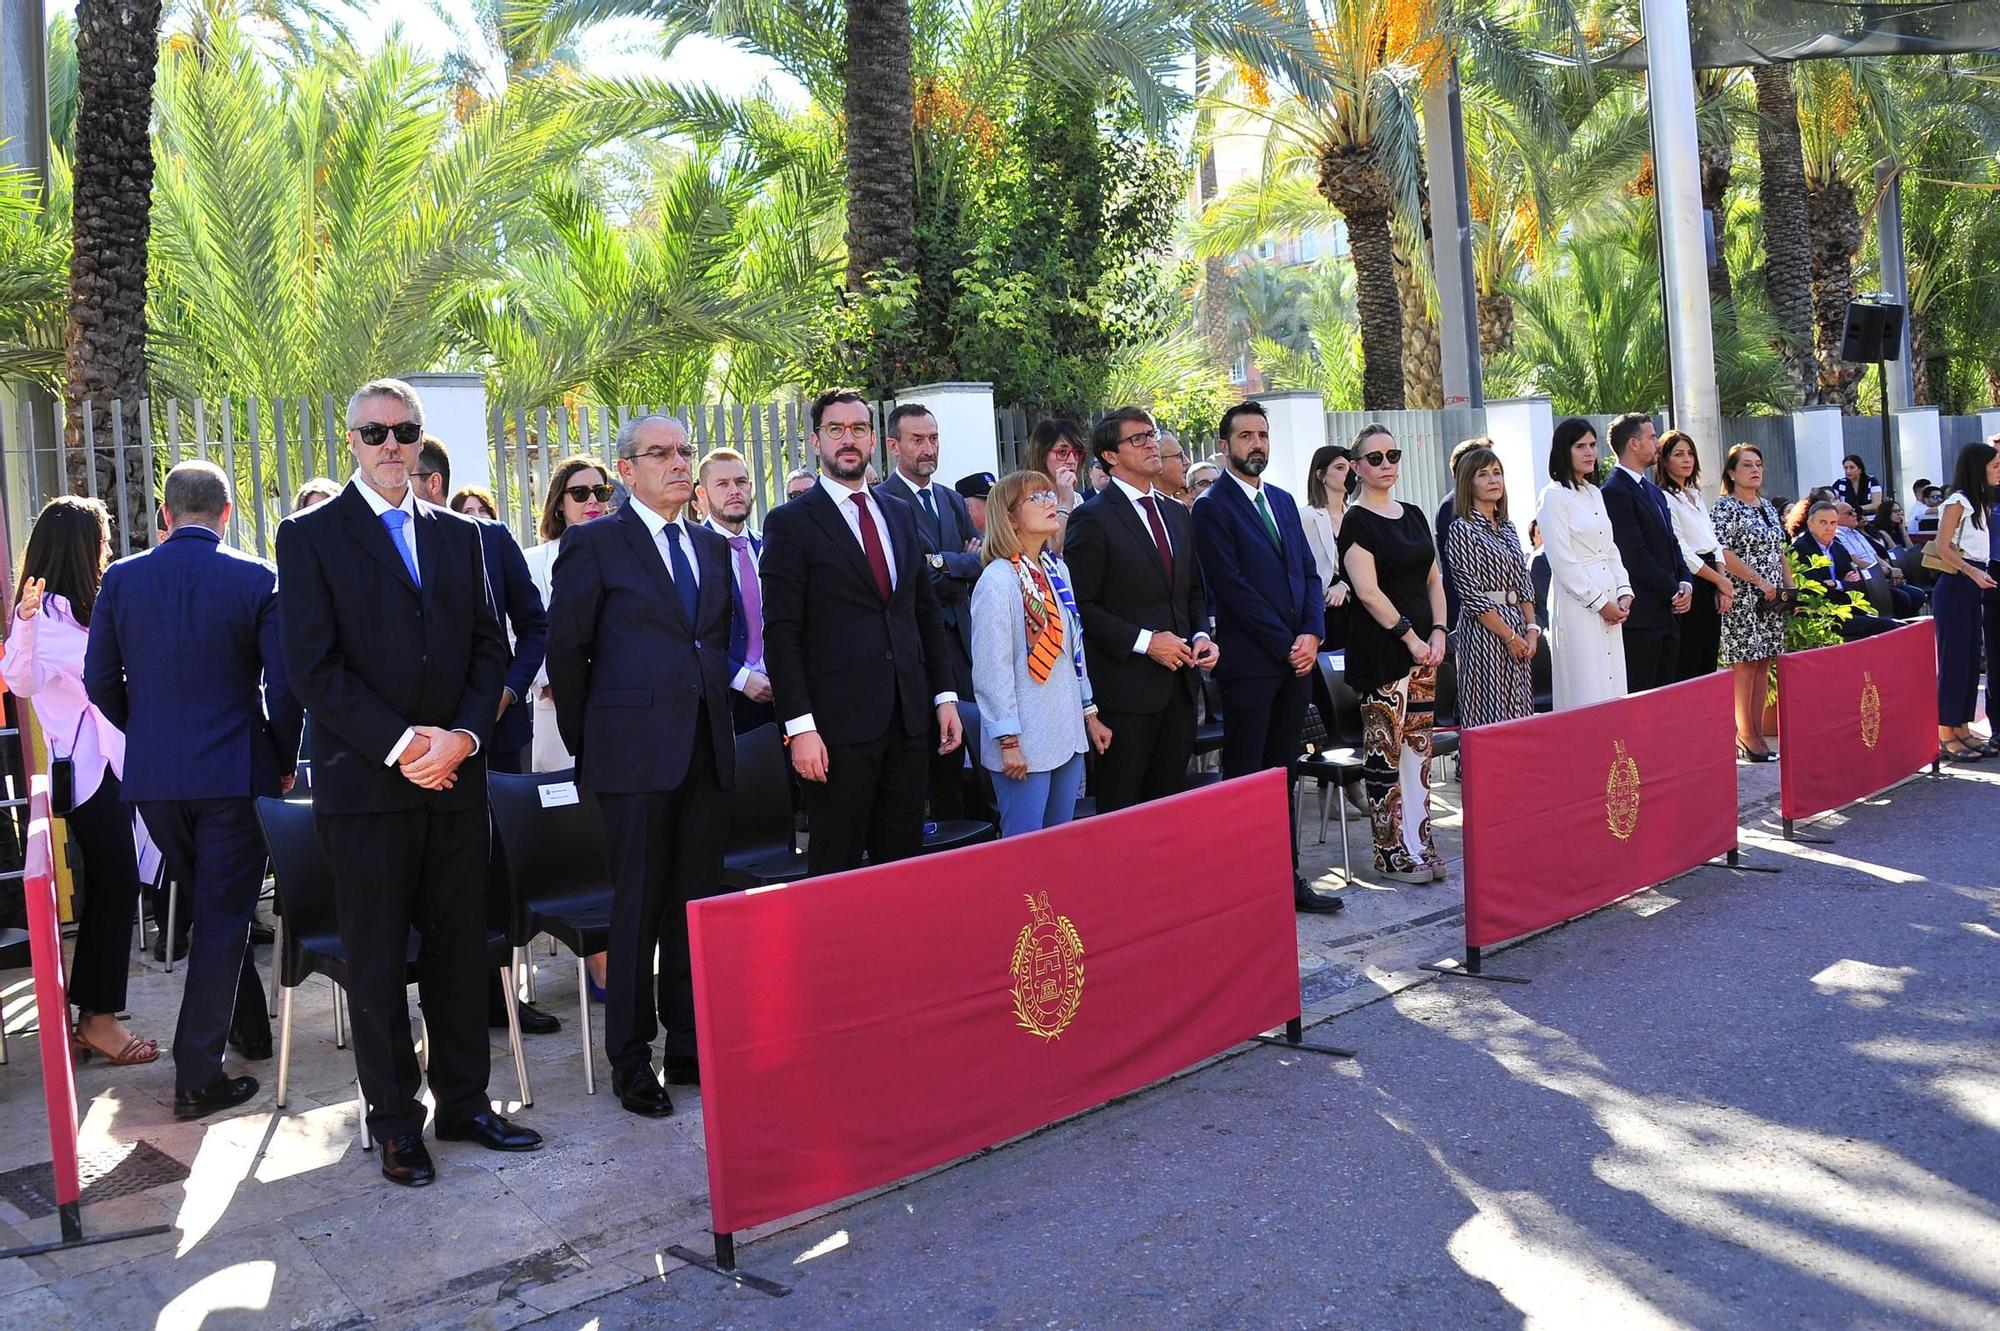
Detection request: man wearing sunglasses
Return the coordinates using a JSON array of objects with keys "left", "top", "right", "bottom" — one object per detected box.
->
[
  {"left": 545, "top": 414, "right": 737, "bottom": 1117},
  {"left": 278, "top": 378, "right": 541, "bottom": 1185},
  {"left": 1190, "top": 401, "right": 1343, "bottom": 914},
  {"left": 410, "top": 436, "right": 564, "bottom": 1037}
]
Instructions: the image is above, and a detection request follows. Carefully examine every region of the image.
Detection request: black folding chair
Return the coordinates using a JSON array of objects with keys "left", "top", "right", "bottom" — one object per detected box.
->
[
  {"left": 1193, "top": 672, "right": 1226, "bottom": 759},
  {"left": 1301, "top": 654, "right": 1368, "bottom": 883},
  {"left": 486, "top": 770, "right": 614, "bottom": 1095},
  {"left": 920, "top": 708, "right": 997, "bottom": 854},
  {"left": 256, "top": 798, "right": 530, "bottom": 1147},
  {"left": 722, "top": 725, "right": 809, "bottom": 889},
  {"left": 1531, "top": 631, "right": 1555, "bottom": 713}
]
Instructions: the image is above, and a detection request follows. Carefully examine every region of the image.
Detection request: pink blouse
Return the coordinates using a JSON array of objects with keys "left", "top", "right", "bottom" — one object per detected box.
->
[{"left": 1, "top": 594, "right": 125, "bottom": 806}]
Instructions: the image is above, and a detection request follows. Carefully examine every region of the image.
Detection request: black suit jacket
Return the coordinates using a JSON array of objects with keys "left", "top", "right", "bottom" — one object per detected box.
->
[
  {"left": 1791, "top": 533, "right": 1864, "bottom": 606},
  {"left": 473, "top": 518, "right": 546, "bottom": 759},
  {"left": 544, "top": 504, "right": 737, "bottom": 794},
  {"left": 874, "top": 471, "right": 979, "bottom": 680},
  {"left": 277, "top": 483, "right": 508, "bottom": 813},
  {"left": 1064, "top": 483, "right": 1209, "bottom": 713},
  {"left": 1601, "top": 468, "right": 1691, "bottom": 632},
  {"left": 762, "top": 482, "right": 955, "bottom": 746}
]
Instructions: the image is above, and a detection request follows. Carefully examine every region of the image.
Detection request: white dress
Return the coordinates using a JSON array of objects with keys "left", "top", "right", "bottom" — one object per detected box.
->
[
  {"left": 522, "top": 540, "right": 572, "bottom": 773},
  {"left": 1536, "top": 482, "right": 1633, "bottom": 711}
]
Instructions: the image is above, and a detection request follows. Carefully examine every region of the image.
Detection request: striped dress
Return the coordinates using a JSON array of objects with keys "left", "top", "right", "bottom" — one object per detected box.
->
[{"left": 1443, "top": 512, "right": 1535, "bottom": 729}]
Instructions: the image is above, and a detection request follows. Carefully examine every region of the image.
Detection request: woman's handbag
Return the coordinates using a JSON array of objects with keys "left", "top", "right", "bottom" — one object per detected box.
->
[
  {"left": 48, "top": 712, "right": 86, "bottom": 817},
  {"left": 1300, "top": 703, "right": 1331, "bottom": 755}
]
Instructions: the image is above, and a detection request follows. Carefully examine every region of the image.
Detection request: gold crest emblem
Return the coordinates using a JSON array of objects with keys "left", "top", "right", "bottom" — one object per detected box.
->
[
  {"left": 1859, "top": 671, "right": 1882, "bottom": 750},
  {"left": 1009, "top": 891, "right": 1084, "bottom": 1041},
  {"left": 1605, "top": 739, "right": 1641, "bottom": 841}
]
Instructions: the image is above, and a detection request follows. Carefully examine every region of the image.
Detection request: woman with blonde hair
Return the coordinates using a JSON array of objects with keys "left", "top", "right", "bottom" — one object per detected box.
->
[
  {"left": 523, "top": 456, "right": 616, "bottom": 772},
  {"left": 969, "top": 470, "right": 1113, "bottom": 836}
]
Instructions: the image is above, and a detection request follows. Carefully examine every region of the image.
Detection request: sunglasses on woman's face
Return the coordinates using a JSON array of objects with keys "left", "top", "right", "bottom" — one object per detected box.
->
[
  {"left": 353, "top": 421, "right": 423, "bottom": 447},
  {"left": 1361, "top": 449, "right": 1403, "bottom": 467},
  {"left": 564, "top": 483, "right": 615, "bottom": 504}
]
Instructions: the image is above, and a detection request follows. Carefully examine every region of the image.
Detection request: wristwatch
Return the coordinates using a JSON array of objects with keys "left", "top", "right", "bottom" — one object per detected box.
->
[{"left": 927, "top": 553, "right": 945, "bottom": 570}]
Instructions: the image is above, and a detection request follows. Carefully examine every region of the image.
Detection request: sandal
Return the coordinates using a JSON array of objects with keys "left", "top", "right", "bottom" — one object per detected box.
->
[
  {"left": 1940, "top": 740, "right": 1986, "bottom": 763},
  {"left": 72, "top": 1027, "right": 159, "bottom": 1065}
]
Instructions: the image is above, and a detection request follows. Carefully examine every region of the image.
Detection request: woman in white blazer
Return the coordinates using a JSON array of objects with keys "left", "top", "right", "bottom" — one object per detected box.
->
[
  {"left": 523, "top": 457, "right": 616, "bottom": 773},
  {"left": 1535, "top": 418, "right": 1633, "bottom": 711}
]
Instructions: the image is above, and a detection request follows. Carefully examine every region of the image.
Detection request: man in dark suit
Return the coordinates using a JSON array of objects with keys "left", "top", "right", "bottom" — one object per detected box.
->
[
  {"left": 547, "top": 414, "right": 736, "bottom": 1117},
  {"left": 762, "top": 388, "right": 963, "bottom": 876},
  {"left": 85, "top": 461, "right": 304, "bottom": 1118},
  {"left": 695, "top": 446, "right": 775, "bottom": 734},
  {"left": 875, "top": 404, "right": 982, "bottom": 819},
  {"left": 1600, "top": 413, "right": 1693, "bottom": 693},
  {"left": 1190, "top": 402, "right": 1343, "bottom": 914},
  {"left": 278, "top": 378, "right": 541, "bottom": 1187},
  {"left": 1793, "top": 501, "right": 1897, "bottom": 639},
  {"left": 1065, "top": 407, "right": 1217, "bottom": 815},
  {"left": 410, "top": 437, "right": 561, "bottom": 1036}
]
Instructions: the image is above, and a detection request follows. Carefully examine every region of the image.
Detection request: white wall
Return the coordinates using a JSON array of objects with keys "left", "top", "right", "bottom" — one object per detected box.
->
[
  {"left": 1253, "top": 390, "right": 1325, "bottom": 500},
  {"left": 893, "top": 382, "right": 997, "bottom": 487},
  {"left": 1483, "top": 397, "right": 1554, "bottom": 530},
  {"left": 401, "top": 372, "right": 490, "bottom": 494},
  {"left": 1790, "top": 405, "right": 1845, "bottom": 499},
  {"left": 1893, "top": 407, "right": 1941, "bottom": 502}
]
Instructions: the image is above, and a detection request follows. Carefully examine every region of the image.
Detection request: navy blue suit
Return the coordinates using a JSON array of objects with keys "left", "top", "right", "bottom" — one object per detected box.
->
[
  {"left": 85, "top": 524, "right": 304, "bottom": 1094},
  {"left": 1601, "top": 466, "right": 1691, "bottom": 692},
  {"left": 874, "top": 470, "right": 979, "bottom": 815},
  {"left": 472, "top": 518, "right": 546, "bottom": 772},
  {"left": 544, "top": 502, "right": 735, "bottom": 1068}
]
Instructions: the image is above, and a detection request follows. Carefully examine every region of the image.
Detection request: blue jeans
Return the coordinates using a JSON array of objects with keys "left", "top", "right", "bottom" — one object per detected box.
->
[{"left": 990, "top": 752, "right": 1086, "bottom": 838}]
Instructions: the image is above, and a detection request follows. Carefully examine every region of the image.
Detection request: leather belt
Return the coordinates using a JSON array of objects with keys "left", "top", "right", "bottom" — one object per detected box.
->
[{"left": 1472, "top": 589, "right": 1522, "bottom": 605}]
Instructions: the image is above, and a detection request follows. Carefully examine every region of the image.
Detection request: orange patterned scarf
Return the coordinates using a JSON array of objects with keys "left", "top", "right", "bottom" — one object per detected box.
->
[{"left": 1013, "top": 555, "right": 1065, "bottom": 683}]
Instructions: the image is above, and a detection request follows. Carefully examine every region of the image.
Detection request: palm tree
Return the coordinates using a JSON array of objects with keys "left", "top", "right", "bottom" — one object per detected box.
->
[
  {"left": 1750, "top": 62, "right": 1817, "bottom": 406},
  {"left": 0, "top": 155, "right": 68, "bottom": 388},
  {"left": 842, "top": 0, "right": 916, "bottom": 288},
  {"left": 65, "top": 0, "right": 165, "bottom": 545}
]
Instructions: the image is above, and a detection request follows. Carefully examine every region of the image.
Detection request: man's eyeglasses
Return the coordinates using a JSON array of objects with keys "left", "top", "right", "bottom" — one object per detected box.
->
[
  {"left": 1118, "top": 430, "right": 1160, "bottom": 448},
  {"left": 818, "top": 422, "right": 873, "bottom": 442},
  {"left": 628, "top": 445, "right": 695, "bottom": 464},
  {"left": 352, "top": 421, "right": 422, "bottom": 448},
  {"left": 1360, "top": 449, "right": 1403, "bottom": 467},
  {"left": 564, "top": 483, "right": 615, "bottom": 503}
]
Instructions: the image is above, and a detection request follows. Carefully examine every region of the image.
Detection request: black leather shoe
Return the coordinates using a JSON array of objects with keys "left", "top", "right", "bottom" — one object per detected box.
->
[
  {"left": 1294, "top": 890, "right": 1346, "bottom": 914},
  {"left": 151, "top": 933, "right": 191, "bottom": 964},
  {"left": 379, "top": 1133, "right": 435, "bottom": 1186},
  {"left": 227, "top": 1028, "right": 273, "bottom": 1060},
  {"left": 434, "top": 1111, "right": 543, "bottom": 1151},
  {"left": 490, "top": 1001, "right": 561, "bottom": 1035},
  {"left": 248, "top": 921, "right": 275, "bottom": 946},
  {"left": 663, "top": 1055, "right": 700, "bottom": 1086},
  {"left": 611, "top": 1065, "right": 674, "bottom": 1117},
  {"left": 174, "top": 1074, "right": 259, "bottom": 1119}
]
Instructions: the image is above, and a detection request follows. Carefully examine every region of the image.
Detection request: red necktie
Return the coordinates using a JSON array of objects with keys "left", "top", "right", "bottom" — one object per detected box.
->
[
  {"left": 851, "top": 491, "right": 892, "bottom": 601},
  {"left": 1137, "top": 494, "right": 1174, "bottom": 584}
]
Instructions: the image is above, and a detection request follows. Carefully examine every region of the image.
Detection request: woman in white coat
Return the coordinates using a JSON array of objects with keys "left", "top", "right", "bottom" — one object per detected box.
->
[
  {"left": 523, "top": 456, "right": 615, "bottom": 773},
  {"left": 1535, "top": 418, "right": 1633, "bottom": 710}
]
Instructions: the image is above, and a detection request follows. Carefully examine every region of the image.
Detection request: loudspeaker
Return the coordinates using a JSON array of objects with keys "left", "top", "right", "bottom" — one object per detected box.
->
[{"left": 1838, "top": 300, "right": 1903, "bottom": 363}]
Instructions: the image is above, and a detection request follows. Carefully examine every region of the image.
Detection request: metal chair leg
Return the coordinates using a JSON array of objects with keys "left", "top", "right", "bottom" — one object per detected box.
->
[
  {"left": 521, "top": 944, "right": 537, "bottom": 1004},
  {"left": 331, "top": 981, "right": 346, "bottom": 1049},
  {"left": 1338, "top": 785, "right": 1353, "bottom": 883},
  {"left": 500, "top": 965, "right": 532, "bottom": 1106},
  {"left": 355, "top": 1077, "right": 370, "bottom": 1153},
  {"left": 267, "top": 918, "right": 284, "bottom": 1018},
  {"left": 577, "top": 955, "right": 595, "bottom": 1095},
  {"left": 276, "top": 985, "right": 295, "bottom": 1107},
  {"left": 162, "top": 878, "right": 178, "bottom": 975},
  {"left": 1317, "top": 780, "right": 1331, "bottom": 844},
  {"left": 418, "top": 1012, "right": 429, "bottom": 1074},
  {"left": 1, "top": 998, "right": 9, "bottom": 1065}
]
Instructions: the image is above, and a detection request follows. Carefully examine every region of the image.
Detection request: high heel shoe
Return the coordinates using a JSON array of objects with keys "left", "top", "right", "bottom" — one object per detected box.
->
[{"left": 1736, "top": 743, "right": 1777, "bottom": 764}]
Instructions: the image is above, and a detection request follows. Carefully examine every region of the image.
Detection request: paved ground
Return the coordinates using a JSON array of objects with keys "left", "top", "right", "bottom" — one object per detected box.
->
[{"left": 3, "top": 751, "right": 1995, "bottom": 1329}]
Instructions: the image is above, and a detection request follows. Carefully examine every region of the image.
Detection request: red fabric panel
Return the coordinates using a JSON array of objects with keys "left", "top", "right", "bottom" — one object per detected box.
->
[
  {"left": 689, "top": 769, "right": 1301, "bottom": 1235},
  {"left": 23, "top": 779, "right": 82, "bottom": 1206},
  {"left": 1778, "top": 622, "right": 1938, "bottom": 822},
  {"left": 1460, "top": 673, "right": 1738, "bottom": 949}
]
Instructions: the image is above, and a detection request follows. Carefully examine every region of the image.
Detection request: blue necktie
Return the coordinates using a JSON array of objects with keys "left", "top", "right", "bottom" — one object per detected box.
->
[
  {"left": 917, "top": 486, "right": 941, "bottom": 543},
  {"left": 661, "top": 523, "right": 700, "bottom": 628},
  {"left": 381, "top": 508, "right": 419, "bottom": 586},
  {"left": 1642, "top": 476, "right": 1671, "bottom": 528}
]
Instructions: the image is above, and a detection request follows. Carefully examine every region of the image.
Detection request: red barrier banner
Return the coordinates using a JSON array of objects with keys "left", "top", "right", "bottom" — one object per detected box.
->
[
  {"left": 688, "top": 770, "right": 1301, "bottom": 1237},
  {"left": 22, "top": 778, "right": 82, "bottom": 1211},
  {"left": 1777, "top": 621, "right": 1938, "bottom": 823},
  {"left": 1460, "top": 672, "right": 1738, "bottom": 949}
]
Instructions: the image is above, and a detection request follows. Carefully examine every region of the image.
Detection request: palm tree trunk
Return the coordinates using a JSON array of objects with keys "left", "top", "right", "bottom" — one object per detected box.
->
[
  {"left": 65, "top": 0, "right": 163, "bottom": 548},
  {"left": 842, "top": 0, "right": 916, "bottom": 290},
  {"left": 1195, "top": 55, "right": 1230, "bottom": 364},
  {"left": 1395, "top": 239, "right": 1442, "bottom": 408},
  {"left": 1699, "top": 135, "right": 1733, "bottom": 307},
  {"left": 1908, "top": 308, "right": 1932, "bottom": 407},
  {"left": 1751, "top": 64, "right": 1817, "bottom": 405},
  {"left": 1477, "top": 290, "right": 1513, "bottom": 359},
  {"left": 1344, "top": 208, "right": 1405, "bottom": 409},
  {"left": 1808, "top": 178, "right": 1865, "bottom": 411}
]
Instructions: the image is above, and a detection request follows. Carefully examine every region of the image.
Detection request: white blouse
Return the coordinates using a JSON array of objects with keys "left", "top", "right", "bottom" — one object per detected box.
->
[
  {"left": 1939, "top": 493, "right": 1992, "bottom": 563},
  {"left": 1664, "top": 486, "right": 1723, "bottom": 572}
]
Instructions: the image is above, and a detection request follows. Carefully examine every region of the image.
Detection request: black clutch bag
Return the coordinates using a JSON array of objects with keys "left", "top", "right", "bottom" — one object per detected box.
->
[{"left": 49, "top": 713, "right": 86, "bottom": 816}]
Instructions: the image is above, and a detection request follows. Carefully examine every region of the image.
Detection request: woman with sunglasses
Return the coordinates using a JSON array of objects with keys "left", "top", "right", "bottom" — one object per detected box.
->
[
  {"left": 969, "top": 471, "right": 1113, "bottom": 836},
  {"left": 1337, "top": 430, "right": 1449, "bottom": 885},
  {"left": 2, "top": 497, "right": 158, "bottom": 1065},
  {"left": 524, "top": 457, "right": 615, "bottom": 773},
  {"left": 1536, "top": 418, "right": 1633, "bottom": 711}
]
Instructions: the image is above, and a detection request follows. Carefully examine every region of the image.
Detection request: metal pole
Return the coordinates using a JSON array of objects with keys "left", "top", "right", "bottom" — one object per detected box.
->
[
  {"left": 1641, "top": 0, "right": 1724, "bottom": 481},
  {"left": 1874, "top": 161, "right": 1915, "bottom": 411},
  {"left": 0, "top": 0, "right": 52, "bottom": 189},
  {"left": 1423, "top": 64, "right": 1484, "bottom": 409}
]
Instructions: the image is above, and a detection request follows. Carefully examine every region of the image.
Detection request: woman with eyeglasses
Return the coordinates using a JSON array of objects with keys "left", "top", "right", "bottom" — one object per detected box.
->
[
  {"left": 969, "top": 470, "right": 1113, "bottom": 836},
  {"left": 1027, "top": 419, "right": 1088, "bottom": 517},
  {"left": 1337, "top": 432, "right": 1449, "bottom": 885},
  {"left": 524, "top": 457, "right": 615, "bottom": 773},
  {"left": 1443, "top": 445, "right": 1538, "bottom": 731},
  {"left": 2, "top": 497, "right": 157, "bottom": 1065},
  {"left": 1536, "top": 417, "right": 1633, "bottom": 711}
]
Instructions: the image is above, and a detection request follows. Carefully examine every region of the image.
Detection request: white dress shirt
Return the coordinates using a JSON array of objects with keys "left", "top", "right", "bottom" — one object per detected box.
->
[
  {"left": 1664, "top": 485, "right": 1723, "bottom": 573},
  {"left": 349, "top": 475, "right": 479, "bottom": 765},
  {"left": 786, "top": 476, "right": 954, "bottom": 738},
  {"left": 708, "top": 516, "right": 762, "bottom": 691},
  {"left": 1108, "top": 474, "right": 1208, "bottom": 656},
  {"left": 625, "top": 495, "right": 701, "bottom": 588}
]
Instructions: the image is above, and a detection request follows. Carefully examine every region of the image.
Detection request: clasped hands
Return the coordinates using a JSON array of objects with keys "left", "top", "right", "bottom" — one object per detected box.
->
[
  {"left": 399, "top": 726, "right": 474, "bottom": 790},
  {"left": 1145, "top": 632, "right": 1220, "bottom": 672}
]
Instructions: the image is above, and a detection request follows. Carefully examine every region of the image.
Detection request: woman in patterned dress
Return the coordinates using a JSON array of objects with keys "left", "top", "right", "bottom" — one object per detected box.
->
[
  {"left": 1443, "top": 445, "right": 1539, "bottom": 730},
  {"left": 1709, "top": 444, "right": 1791, "bottom": 761}
]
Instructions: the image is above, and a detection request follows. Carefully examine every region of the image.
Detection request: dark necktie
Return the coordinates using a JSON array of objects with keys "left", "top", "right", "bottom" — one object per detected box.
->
[
  {"left": 1641, "top": 476, "right": 1671, "bottom": 528},
  {"left": 1252, "top": 487, "right": 1283, "bottom": 551},
  {"left": 1137, "top": 494, "right": 1174, "bottom": 584},
  {"left": 660, "top": 523, "right": 700, "bottom": 628},
  {"left": 916, "top": 486, "right": 941, "bottom": 545},
  {"left": 851, "top": 492, "right": 893, "bottom": 601}
]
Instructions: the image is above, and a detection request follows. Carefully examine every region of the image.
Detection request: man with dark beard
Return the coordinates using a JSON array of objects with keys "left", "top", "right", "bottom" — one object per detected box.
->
[
  {"left": 1190, "top": 400, "right": 1341, "bottom": 913},
  {"left": 761, "top": 389, "right": 964, "bottom": 875}
]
